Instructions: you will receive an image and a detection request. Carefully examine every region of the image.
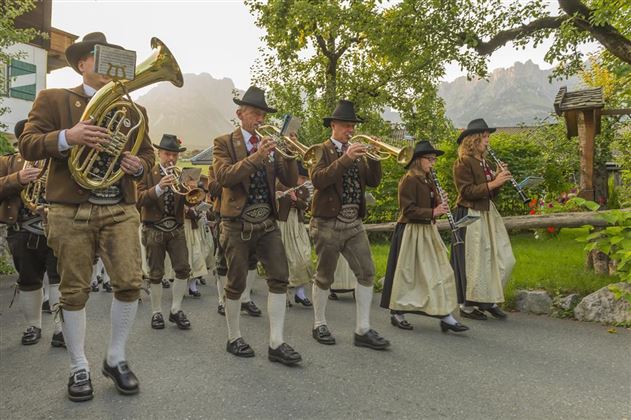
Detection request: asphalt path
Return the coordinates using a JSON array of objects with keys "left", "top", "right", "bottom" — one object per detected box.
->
[{"left": 0, "top": 274, "right": 629, "bottom": 419}]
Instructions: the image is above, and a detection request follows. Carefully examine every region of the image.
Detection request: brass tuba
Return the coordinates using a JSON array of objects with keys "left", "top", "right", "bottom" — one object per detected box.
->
[
  {"left": 69, "top": 37, "right": 183, "bottom": 190},
  {"left": 254, "top": 125, "right": 323, "bottom": 169},
  {"left": 20, "top": 159, "right": 49, "bottom": 211},
  {"left": 349, "top": 134, "right": 414, "bottom": 166}
]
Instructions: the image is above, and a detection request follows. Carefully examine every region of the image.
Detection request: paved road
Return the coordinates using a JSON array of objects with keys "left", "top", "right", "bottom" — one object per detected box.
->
[{"left": 0, "top": 274, "right": 629, "bottom": 419}]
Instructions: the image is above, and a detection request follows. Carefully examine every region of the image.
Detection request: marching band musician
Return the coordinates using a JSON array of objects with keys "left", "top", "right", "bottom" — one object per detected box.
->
[
  {"left": 212, "top": 86, "right": 302, "bottom": 365},
  {"left": 380, "top": 141, "right": 468, "bottom": 333},
  {"left": 137, "top": 134, "right": 193, "bottom": 331},
  {"left": 19, "top": 32, "right": 154, "bottom": 402},
  {"left": 0, "top": 120, "right": 64, "bottom": 348},
  {"left": 308, "top": 100, "right": 390, "bottom": 350},
  {"left": 276, "top": 161, "right": 313, "bottom": 307},
  {"left": 182, "top": 175, "right": 208, "bottom": 298},
  {"left": 450, "top": 119, "right": 516, "bottom": 321}
]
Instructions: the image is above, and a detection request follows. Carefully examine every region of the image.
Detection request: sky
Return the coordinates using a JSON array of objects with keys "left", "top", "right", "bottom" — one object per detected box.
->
[{"left": 47, "top": 0, "right": 599, "bottom": 91}]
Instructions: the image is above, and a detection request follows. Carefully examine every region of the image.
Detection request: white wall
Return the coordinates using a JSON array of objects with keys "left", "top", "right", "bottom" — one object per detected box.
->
[{"left": 1, "top": 42, "right": 47, "bottom": 136}]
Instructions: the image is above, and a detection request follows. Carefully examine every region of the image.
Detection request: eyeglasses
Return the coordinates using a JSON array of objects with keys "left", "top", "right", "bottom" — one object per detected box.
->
[{"left": 421, "top": 156, "right": 437, "bottom": 162}]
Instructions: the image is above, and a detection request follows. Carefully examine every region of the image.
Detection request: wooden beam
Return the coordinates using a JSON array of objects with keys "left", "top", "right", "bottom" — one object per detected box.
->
[
  {"left": 577, "top": 110, "right": 596, "bottom": 200},
  {"left": 364, "top": 209, "right": 630, "bottom": 233},
  {"left": 601, "top": 108, "right": 631, "bottom": 116}
]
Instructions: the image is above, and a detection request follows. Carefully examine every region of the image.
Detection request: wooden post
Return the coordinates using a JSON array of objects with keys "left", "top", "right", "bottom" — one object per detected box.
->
[{"left": 577, "top": 110, "right": 596, "bottom": 200}]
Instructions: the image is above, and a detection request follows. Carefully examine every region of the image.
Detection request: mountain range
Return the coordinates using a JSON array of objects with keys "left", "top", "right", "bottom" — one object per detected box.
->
[{"left": 136, "top": 61, "right": 581, "bottom": 150}]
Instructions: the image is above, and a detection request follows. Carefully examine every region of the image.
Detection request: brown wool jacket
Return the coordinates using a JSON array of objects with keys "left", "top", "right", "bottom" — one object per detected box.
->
[
  {"left": 397, "top": 172, "right": 441, "bottom": 224},
  {"left": 309, "top": 139, "right": 382, "bottom": 219},
  {"left": 0, "top": 153, "right": 26, "bottom": 225},
  {"left": 207, "top": 165, "right": 222, "bottom": 214},
  {"left": 212, "top": 128, "right": 298, "bottom": 218},
  {"left": 18, "top": 85, "right": 155, "bottom": 204},
  {"left": 137, "top": 163, "right": 185, "bottom": 224},
  {"left": 453, "top": 155, "right": 500, "bottom": 211},
  {"left": 276, "top": 180, "right": 309, "bottom": 223}
]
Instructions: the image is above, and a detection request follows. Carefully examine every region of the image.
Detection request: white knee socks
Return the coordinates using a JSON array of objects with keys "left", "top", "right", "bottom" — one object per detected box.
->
[
  {"left": 241, "top": 269, "right": 257, "bottom": 303},
  {"left": 20, "top": 289, "right": 43, "bottom": 329},
  {"left": 48, "top": 284, "right": 62, "bottom": 334},
  {"left": 217, "top": 275, "right": 226, "bottom": 306},
  {"left": 441, "top": 314, "right": 458, "bottom": 325},
  {"left": 150, "top": 283, "right": 163, "bottom": 314},
  {"left": 312, "top": 283, "right": 329, "bottom": 328},
  {"left": 225, "top": 298, "right": 241, "bottom": 342},
  {"left": 171, "top": 278, "right": 187, "bottom": 314},
  {"left": 62, "top": 308, "right": 89, "bottom": 373},
  {"left": 106, "top": 298, "right": 138, "bottom": 366},
  {"left": 268, "top": 292, "right": 286, "bottom": 349},
  {"left": 355, "top": 284, "right": 373, "bottom": 335},
  {"left": 295, "top": 286, "right": 306, "bottom": 300}
]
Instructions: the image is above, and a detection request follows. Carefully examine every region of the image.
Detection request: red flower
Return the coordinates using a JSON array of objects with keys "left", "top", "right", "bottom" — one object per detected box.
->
[
  {"left": 547, "top": 226, "right": 555, "bottom": 234},
  {"left": 529, "top": 209, "right": 536, "bottom": 215},
  {"left": 177, "top": 138, "right": 183, "bottom": 144},
  {"left": 528, "top": 198, "right": 537, "bottom": 208}
]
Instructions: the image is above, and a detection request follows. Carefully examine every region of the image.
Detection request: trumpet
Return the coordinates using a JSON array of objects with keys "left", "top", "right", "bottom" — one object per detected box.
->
[
  {"left": 20, "top": 159, "right": 49, "bottom": 212},
  {"left": 275, "top": 181, "right": 313, "bottom": 200},
  {"left": 349, "top": 135, "right": 414, "bottom": 166},
  {"left": 429, "top": 169, "right": 463, "bottom": 245},
  {"left": 163, "top": 162, "right": 205, "bottom": 206},
  {"left": 254, "top": 125, "right": 323, "bottom": 168},
  {"left": 486, "top": 147, "right": 530, "bottom": 204}
]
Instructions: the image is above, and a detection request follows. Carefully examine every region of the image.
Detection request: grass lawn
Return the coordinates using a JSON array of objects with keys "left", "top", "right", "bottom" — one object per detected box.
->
[{"left": 370, "top": 227, "right": 612, "bottom": 307}]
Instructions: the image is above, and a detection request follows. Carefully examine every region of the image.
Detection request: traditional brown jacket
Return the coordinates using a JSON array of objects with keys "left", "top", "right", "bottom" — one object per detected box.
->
[
  {"left": 453, "top": 155, "right": 500, "bottom": 211},
  {"left": 212, "top": 128, "right": 298, "bottom": 218},
  {"left": 137, "top": 163, "right": 185, "bottom": 224},
  {"left": 207, "top": 165, "right": 222, "bottom": 214},
  {"left": 276, "top": 180, "right": 309, "bottom": 223},
  {"left": 18, "top": 85, "right": 154, "bottom": 204},
  {"left": 396, "top": 172, "right": 441, "bottom": 224},
  {"left": 0, "top": 153, "right": 25, "bottom": 225},
  {"left": 309, "top": 139, "right": 382, "bottom": 219}
]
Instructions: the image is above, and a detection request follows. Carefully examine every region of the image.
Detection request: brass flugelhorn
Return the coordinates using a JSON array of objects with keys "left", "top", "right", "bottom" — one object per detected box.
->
[
  {"left": 349, "top": 135, "right": 414, "bottom": 166},
  {"left": 20, "top": 159, "right": 49, "bottom": 212},
  {"left": 69, "top": 37, "right": 184, "bottom": 190},
  {"left": 163, "top": 162, "right": 205, "bottom": 206},
  {"left": 254, "top": 125, "right": 323, "bottom": 168}
]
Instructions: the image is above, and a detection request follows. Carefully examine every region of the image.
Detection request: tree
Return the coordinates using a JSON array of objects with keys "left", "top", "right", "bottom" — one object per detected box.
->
[
  {"left": 0, "top": 0, "right": 40, "bottom": 152},
  {"left": 245, "top": 0, "right": 451, "bottom": 143}
]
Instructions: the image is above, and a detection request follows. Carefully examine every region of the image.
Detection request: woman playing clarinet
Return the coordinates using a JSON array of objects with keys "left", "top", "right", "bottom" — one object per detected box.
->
[
  {"left": 380, "top": 140, "right": 468, "bottom": 333},
  {"left": 451, "top": 119, "right": 516, "bottom": 321}
]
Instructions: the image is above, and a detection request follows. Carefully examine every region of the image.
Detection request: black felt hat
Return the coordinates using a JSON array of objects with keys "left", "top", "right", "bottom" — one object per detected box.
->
[
  {"left": 406, "top": 140, "right": 444, "bottom": 169},
  {"left": 323, "top": 100, "right": 364, "bottom": 128},
  {"left": 457, "top": 118, "right": 496, "bottom": 144},
  {"left": 154, "top": 134, "right": 186, "bottom": 152},
  {"left": 14, "top": 119, "right": 27, "bottom": 139},
  {"left": 65, "top": 32, "right": 124, "bottom": 74},
  {"left": 233, "top": 86, "right": 277, "bottom": 113}
]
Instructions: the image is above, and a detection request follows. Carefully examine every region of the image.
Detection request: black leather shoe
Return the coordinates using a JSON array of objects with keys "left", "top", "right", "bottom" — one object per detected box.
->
[
  {"left": 328, "top": 292, "right": 339, "bottom": 301},
  {"left": 440, "top": 321, "right": 470, "bottom": 333},
  {"left": 295, "top": 295, "right": 312, "bottom": 307},
  {"left": 103, "top": 282, "right": 113, "bottom": 293},
  {"left": 390, "top": 315, "right": 413, "bottom": 330},
  {"left": 22, "top": 326, "right": 41, "bottom": 345},
  {"left": 217, "top": 304, "right": 225, "bottom": 316},
  {"left": 188, "top": 289, "right": 201, "bottom": 298},
  {"left": 268, "top": 343, "right": 302, "bottom": 365},
  {"left": 169, "top": 310, "right": 191, "bottom": 329},
  {"left": 51, "top": 331, "right": 66, "bottom": 347},
  {"left": 460, "top": 308, "right": 488, "bottom": 320},
  {"left": 354, "top": 329, "right": 390, "bottom": 350},
  {"left": 226, "top": 337, "right": 255, "bottom": 358},
  {"left": 485, "top": 306, "right": 508, "bottom": 320},
  {"left": 199, "top": 278, "right": 207, "bottom": 286},
  {"left": 67, "top": 369, "right": 93, "bottom": 402},
  {"left": 151, "top": 313, "right": 165, "bottom": 329},
  {"left": 312, "top": 325, "right": 336, "bottom": 345},
  {"left": 161, "top": 279, "right": 171, "bottom": 289},
  {"left": 90, "top": 284, "right": 99, "bottom": 292},
  {"left": 102, "top": 360, "right": 139, "bottom": 395},
  {"left": 42, "top": 300, "right": 51, "bottom": 313},
  {"left": 241, "top": 301, "right": 262, "bottom": 317}
]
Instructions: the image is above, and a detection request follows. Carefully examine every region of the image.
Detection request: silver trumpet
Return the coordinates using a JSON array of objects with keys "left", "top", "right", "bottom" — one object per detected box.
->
[
  {"left": 429, "top": 169, "right": 464, "bottom": 246},
  {"left": 275, "top": 181, "right": 313, "bottom": 200}
]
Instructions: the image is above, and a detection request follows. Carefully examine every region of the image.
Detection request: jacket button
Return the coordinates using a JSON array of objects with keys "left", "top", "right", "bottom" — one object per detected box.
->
[{"left": 7, "top": 205, "right": 11, "bottom": 208}]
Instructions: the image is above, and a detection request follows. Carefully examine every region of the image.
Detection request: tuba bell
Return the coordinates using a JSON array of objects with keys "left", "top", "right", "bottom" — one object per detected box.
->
[
  {"left": 69, "top": 37, "right": 184, "bottom": 190},
  {"left": 349, "top": 134, "right": 414, "bottom": 166},
  {"left": 254, "top": 125, "right": 323, "bottom": 169},
  {"left": 20, "top": 159, "right": 49, "bottom": 212}
]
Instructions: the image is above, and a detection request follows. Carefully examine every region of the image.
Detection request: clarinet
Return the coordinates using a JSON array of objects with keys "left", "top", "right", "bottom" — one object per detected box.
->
[
  {"left": 486, "top": 147, "right": 530, "bottom": 204},
  {"left": 429, "top": 169, "right": 463, "bottom": 245}
]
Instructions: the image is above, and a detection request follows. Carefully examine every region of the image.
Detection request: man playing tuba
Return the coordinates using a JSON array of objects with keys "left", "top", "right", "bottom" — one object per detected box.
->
[{"left": 19, "top": 32, "right": 155, "bottom": 402}]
